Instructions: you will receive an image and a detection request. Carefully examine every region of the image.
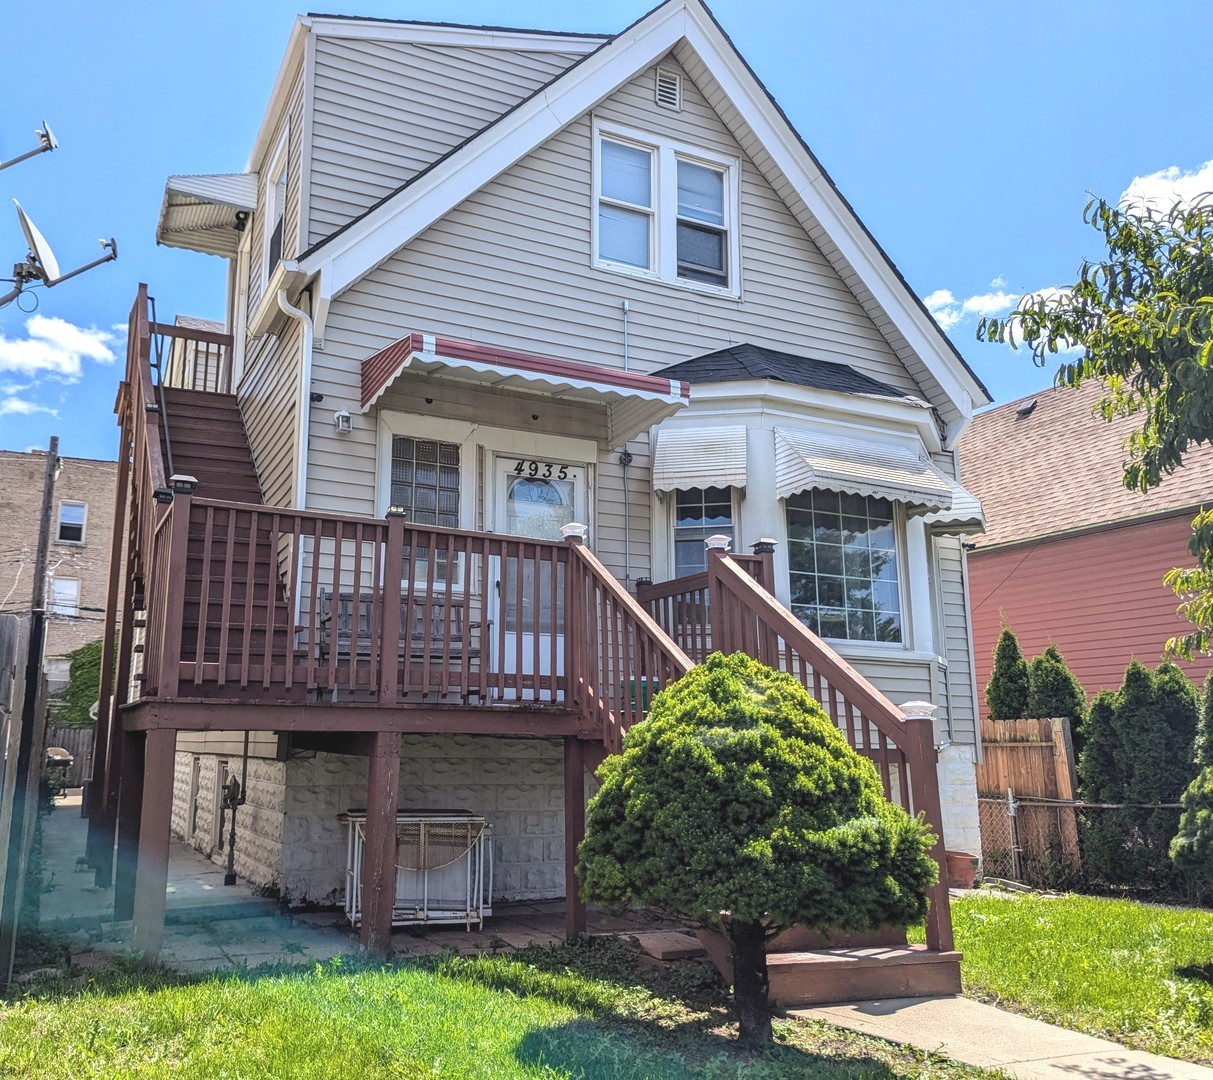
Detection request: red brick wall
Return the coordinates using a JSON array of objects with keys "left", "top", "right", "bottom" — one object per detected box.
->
[{"left": 969, "top": 512, "right": 1213, "bottom": 703}]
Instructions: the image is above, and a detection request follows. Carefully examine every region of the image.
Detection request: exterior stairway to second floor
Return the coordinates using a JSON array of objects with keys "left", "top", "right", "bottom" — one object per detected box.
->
[{"left": 157, "top": 386, "right": 263, "bottom": 505}]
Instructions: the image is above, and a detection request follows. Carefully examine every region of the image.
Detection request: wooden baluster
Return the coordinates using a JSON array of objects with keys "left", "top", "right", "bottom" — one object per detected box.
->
[
  {"left": 239, "top": 509, "right": 257, "bottom": 688},
  {"left": 217, "top": 507, "right": 237, "bottom": 687},
  {"left": 194, "top": 505, "right": 215, "bottom": 685},
  {"left": 380, "top": 513, "right": 405, "bottom": 703}
]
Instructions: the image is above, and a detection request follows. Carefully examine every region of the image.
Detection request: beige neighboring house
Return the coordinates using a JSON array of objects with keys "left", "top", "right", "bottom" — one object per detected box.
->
[{"left": 0, "top": 451, "right": 118, "bottom": 690}]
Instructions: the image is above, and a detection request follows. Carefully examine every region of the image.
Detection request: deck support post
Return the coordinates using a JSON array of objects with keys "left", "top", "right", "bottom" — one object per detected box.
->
[
  {"left": 902, "top": 707, "right": 954, "bottom": 953},
  {"left": 112, "top": 729, "right": 145, "bottom": 922},
  {"left": 131, "top": 728, "right": 177, "bottom": 957},
  {"left": 564, "top": 736, "right": 587, "bottom": 939},
  {"left": 360, "top": 730, "right": 400, "bottom": 955}
]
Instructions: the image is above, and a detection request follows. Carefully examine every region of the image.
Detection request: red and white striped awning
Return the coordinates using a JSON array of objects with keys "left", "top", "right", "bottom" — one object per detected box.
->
[{"left": 361, "top": 333, "right": 690, "bottom": 447}]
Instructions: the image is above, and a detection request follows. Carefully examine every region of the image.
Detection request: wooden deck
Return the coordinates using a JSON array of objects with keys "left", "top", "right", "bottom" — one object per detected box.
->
[{"left": 88, "top": 286, "right": 955, "bottom": 966}]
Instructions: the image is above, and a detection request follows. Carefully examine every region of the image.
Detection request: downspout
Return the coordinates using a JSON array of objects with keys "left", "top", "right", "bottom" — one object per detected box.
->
[{"left": 276, "top": 288, "right": 314, "bottom": 509}]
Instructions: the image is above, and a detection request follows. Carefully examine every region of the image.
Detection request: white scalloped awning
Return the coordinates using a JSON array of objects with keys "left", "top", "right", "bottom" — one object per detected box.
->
[
  {"left": 773, "top": 427, "right": 954, "bottom": 511},
  {"left": 921, "top": 477, "right": 986, "bottom": 534},
  {"left": 652, "top": 425, "right": 747, "bottom": 491},
  {"left": 156, "top": 173, "right": 258, "bottom": 258},
  {"left": 361, "top": 333, "right": 689, "bottom": 448}
]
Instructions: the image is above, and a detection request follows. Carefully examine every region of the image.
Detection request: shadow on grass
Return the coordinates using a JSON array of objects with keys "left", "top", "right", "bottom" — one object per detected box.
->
[
  {"left": 1177, "top": 962, "right": 1213, "bottom": 984},
  {"left": 515, "top": 1018, "right": 904, "bottom": 1080}
]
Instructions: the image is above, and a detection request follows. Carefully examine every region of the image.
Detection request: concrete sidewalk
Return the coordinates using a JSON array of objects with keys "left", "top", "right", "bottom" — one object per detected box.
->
[{"left": 796, "top": 996, "right": 1211, "bottom": 1080}]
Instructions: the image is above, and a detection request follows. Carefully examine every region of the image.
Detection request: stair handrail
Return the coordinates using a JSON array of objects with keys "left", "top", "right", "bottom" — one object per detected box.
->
[
  {"left": 705, "top": 551, "right": 953, "bottom": 952},
  {"left": 565, "top": 536, "right": 692, "bottom": 753}
]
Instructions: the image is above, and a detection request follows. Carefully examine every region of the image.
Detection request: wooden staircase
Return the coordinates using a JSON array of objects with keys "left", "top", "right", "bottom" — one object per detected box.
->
[
  {"left": 695, "top": 925, "right": 961, "bottom": 1007},
  {"left": 158, "top": 387, "right": 263, "bottom": 504},
  {"left": 155, "top": 387, "right": 294, "bottom": 696}
]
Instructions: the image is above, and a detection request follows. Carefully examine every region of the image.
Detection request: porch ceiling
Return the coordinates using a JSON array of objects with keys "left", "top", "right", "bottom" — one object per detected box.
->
[
  {"left": 156, "top": 173, "right": 258, "bottom": 258},
  {"left": 773, "top": 426, "right": 956, "bottom": 512},
  {"left": 362, "top": 334, "right": 690, "bottom": 447}
]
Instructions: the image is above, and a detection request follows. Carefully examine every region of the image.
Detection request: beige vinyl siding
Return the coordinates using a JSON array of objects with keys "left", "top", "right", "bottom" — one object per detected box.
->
[
  {"left": 672, "top": 42, "right": 962, "bottom": 428},
  {"left": 847, "top": 655, "right": 935, "bottom": 705},
  {"left": 248, "top": 72, "right": 307, "bottom": 316},
  {"left": 308, "top": 57, "right": 934, "bottom": 588},
  {"left": 308, "top": 38, "right": 582, "bottom": 246},
  {"left": 934, "top": 534, "right": 978, "bottom": 746},
  {"left": 239, "top": 321, "right": 302, "bottom": 509}
]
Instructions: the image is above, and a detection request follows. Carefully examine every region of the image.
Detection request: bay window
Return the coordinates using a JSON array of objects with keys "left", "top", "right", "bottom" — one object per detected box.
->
[{"left": 786, "top": 490, "right": 902, "bottom": 643}]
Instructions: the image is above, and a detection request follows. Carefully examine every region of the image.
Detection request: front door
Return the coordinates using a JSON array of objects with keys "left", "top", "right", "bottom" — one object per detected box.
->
[{"left": 491, "top": 454, "right": 587, "bottom": 698}]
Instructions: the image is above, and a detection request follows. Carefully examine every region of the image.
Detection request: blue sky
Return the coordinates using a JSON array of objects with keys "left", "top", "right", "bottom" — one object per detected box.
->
[{"left": 2, "top": 0, "right": 1210, "bottom": 461}]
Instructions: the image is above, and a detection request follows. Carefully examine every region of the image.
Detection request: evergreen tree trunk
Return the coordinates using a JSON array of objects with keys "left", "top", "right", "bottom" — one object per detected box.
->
[{"left": 729, "top": 918, "right": 772, "bottom": 1047}]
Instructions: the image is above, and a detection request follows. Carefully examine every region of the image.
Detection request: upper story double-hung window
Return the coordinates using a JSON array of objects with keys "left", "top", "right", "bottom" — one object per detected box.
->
[{"left": 594, "top": 125, "right": 738, "bottom": 294}]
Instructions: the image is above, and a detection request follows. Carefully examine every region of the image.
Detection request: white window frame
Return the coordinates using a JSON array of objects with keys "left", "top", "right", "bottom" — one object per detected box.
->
[
  {"left": 592, "top": 119, "right": 741, "bottom": 298},
  {"left": 55, "top": 500, "right": 87, "bottom": 545},
  {"left": 261, "top": 125, "right": 289, "bottom": 290},
  {"left": 49, "top": 577, "right": 80, "bottom": 617},
  {"left": 671, "top": 486, "right": 739, "bottom": 578}
]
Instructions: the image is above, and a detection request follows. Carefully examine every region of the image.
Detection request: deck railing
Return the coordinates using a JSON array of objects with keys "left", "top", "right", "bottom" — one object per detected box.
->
[
  {"left": 134, "top": 494, "right": 690, "bottom": 746},
  {"left": 565, "top": 539, "right": 692, "bottom": 753},
  {"left": 639, "top": 551, "right": 953, "bottom": 952}
]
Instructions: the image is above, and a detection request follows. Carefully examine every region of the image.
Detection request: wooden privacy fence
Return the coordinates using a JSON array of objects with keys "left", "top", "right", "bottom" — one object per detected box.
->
[{"left": 976, "top": 716, "right": 1081, "bottom": 882}]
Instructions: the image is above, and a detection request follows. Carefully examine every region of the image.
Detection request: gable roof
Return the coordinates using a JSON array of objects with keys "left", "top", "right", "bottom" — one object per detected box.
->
[
  {"left": 291, "top": 0, "right": 989, "bottom": 431},
  {"left": 959, "top": 379, "right": 1213, "bottom": 550},
  {"left": 652, "top": 343, "right": 915, "bottom": 401}
]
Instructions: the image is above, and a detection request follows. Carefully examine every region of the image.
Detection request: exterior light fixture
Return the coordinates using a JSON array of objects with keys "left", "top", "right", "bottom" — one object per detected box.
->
[
  {"left": 333, "top": 408, "right": 352, "bottom": 434},
  {"left": 704, "top": 534, "right": 731, "bottom": 552},
  {"left": 385, "top": 505, "right": 408, "bottom": 519},
  {"left": 560, "top": 522, "right": 588, "bottom": 541},
  {"left": 169, "top": 473, "right": 198, "bottom": 494},
  {"left": 152, "top": 487, "right": 174, "bottom": 505}
]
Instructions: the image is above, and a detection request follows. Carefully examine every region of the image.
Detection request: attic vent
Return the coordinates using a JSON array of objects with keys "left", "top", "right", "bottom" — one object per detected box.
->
[
  {"left": 656, "top": 68, "right": 682, "bottom": 111},
  {"left": 1015, "top": 399, "right": 1038, "bottom": 419}
]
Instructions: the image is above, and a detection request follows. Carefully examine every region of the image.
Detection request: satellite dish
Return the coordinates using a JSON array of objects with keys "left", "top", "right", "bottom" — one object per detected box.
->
[
  {"left": 0, "top": 201, "right": 116, "bottom": 308},
  {"left": 14, "top": 200, "right": 60, "bottom": 283},
  {"left": 0, "top": 120, "right": 59, "bottom": 172}
]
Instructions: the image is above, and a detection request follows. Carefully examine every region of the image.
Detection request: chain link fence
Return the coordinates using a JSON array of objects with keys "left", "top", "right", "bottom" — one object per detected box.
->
[{"left": 979, "top": 792, "right": 1194, "bottom": 895}]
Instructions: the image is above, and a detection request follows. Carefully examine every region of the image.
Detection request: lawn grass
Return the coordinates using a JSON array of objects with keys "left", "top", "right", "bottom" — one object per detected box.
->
[
  {"left": 927, "top": 890, "right": 1213, "bottom": 1064},
  {"left": 0, "top": 938, "right": 993, "bottom": 1079}
]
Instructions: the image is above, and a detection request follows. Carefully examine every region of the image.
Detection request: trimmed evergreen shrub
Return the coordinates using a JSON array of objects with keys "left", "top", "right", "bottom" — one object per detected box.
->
[
  {"left": 1194, "top": 672, "right": 1213, "bottom": 769},
  {"left": 1077, "top": 660, "right": 1200, "bottom": 891},
  {"left": 1171, "top": 765, "right": 1213, "bottom": 896},
  {"left": 986, "top": 627, "right": 1029, "bottom": 720},
  {"left": 1027, "top": 645, "right": 1087, "bottom": 723},
  {"left": 578, "top": 651, "right": 938, "bottom": 1047}
]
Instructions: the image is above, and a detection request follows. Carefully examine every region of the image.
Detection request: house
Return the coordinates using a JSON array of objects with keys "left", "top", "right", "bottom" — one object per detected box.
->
[
  {"left": 0, "top": 450, "right": 118, "bottom": 691},
  {"left": 961, "top": 379, "right": 1213, "bottom": 699},
  {"left": 87, "top": 0, "right": 991, "bottom": 999}
]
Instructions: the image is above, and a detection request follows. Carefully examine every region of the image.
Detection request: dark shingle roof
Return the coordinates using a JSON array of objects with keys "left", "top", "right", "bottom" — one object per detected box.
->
[{"left": 652, "top": 343, "right": 913, "bottom": 400}]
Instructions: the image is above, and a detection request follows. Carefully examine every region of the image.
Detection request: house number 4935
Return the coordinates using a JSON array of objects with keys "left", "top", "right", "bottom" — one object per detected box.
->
[{"left": 512, "top": 460, "right": 569, "bottom": 480}]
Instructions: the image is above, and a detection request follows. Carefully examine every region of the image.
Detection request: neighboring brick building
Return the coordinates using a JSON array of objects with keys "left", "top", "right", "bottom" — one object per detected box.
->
[
  {"left": 0, "top": 450, "right": 118, "bottom": 689},
  {"left": 960, "top": 380, "right": 1213, "bottom": 701}
]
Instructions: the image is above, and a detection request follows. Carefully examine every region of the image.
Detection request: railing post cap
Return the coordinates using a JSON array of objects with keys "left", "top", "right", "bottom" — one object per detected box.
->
[
  {"left": 899, "top": 700, "right": 938, "bottom": 720},
  {"left": 385, "top": 505, "right": 408, "bottom": 519},
  {"left": 750, "top": 537, "right": 778, "bottom": 554},
  {"left": 169, "top": 473, "right": 198, "bottom": 495},
  {"left": 561, "top": 522, "right": 588, "bottom": 542},
  {"left": 704, "top": 534, "right": 732, "bottom": 552}
]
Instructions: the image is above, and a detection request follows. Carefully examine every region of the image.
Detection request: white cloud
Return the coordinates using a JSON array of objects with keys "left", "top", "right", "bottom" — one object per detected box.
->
[
  {"left": 924, "top": 288, "right": 962, "bottom": 330},
  {"left": 0, "top": 314, "right": 117, "bottom": 382},
  {"left": 1120, "top": 158, "right": 1213, "bottom": 213},
  {"left": 0, "top": 396, "right": 57, "bottom": 417},
  {"left": 961, "top": 291, "right": 1018, "bottom": 317}
]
